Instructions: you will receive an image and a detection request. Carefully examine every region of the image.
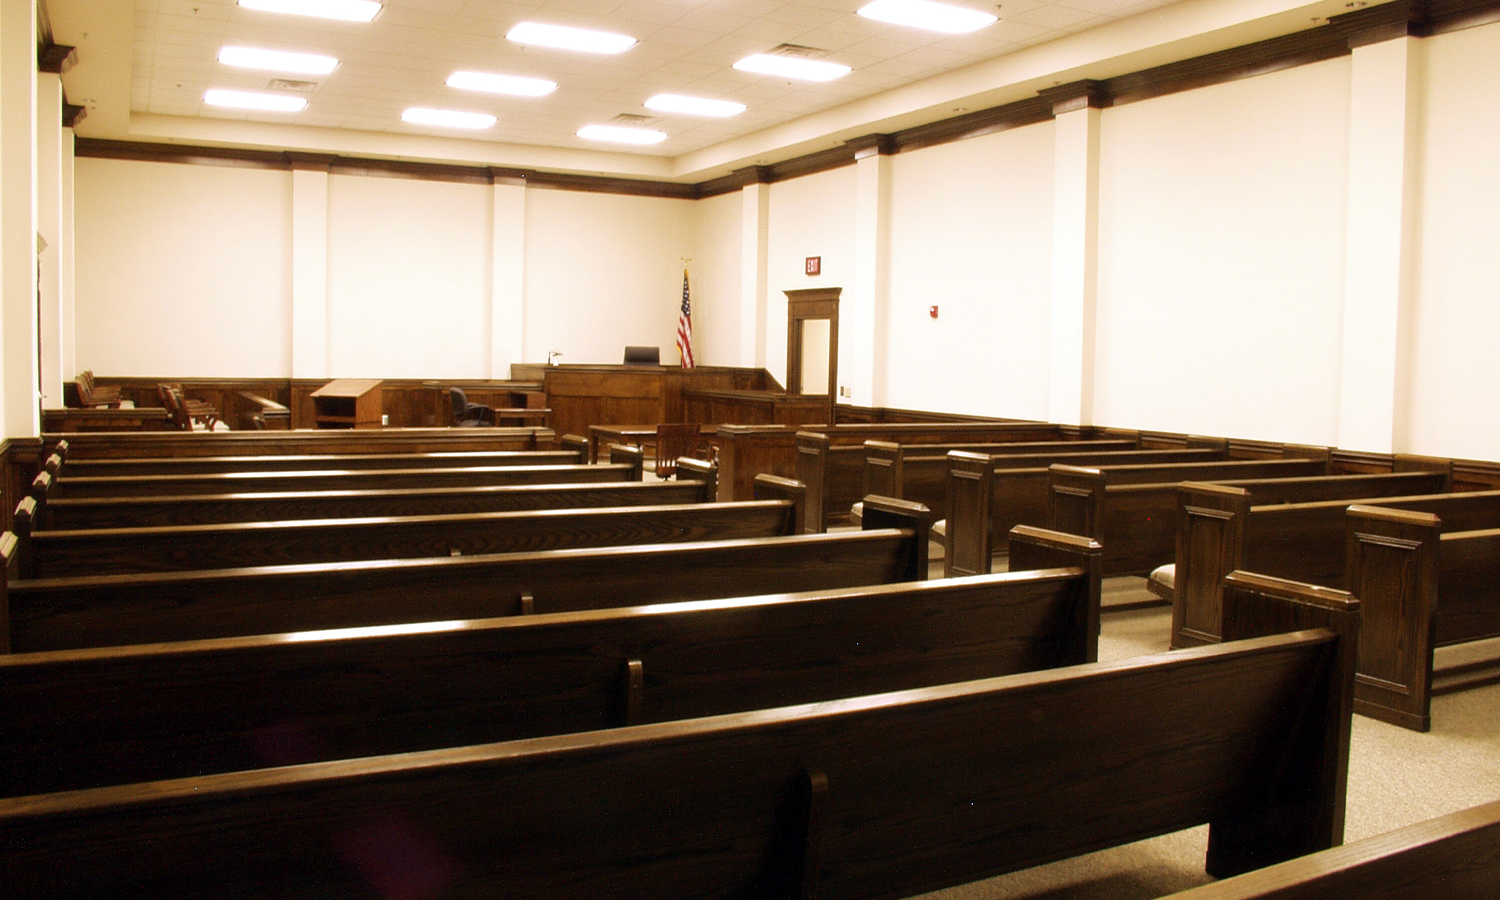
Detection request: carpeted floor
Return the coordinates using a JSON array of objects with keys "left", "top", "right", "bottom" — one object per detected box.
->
[{"left": 910, "top": 573, "right": 1500, "bottom": 899}]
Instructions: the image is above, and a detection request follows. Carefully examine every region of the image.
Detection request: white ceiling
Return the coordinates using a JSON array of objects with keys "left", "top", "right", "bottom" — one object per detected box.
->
[{"left": 48, "top": 0, "right": 1352, "bottom": 180}]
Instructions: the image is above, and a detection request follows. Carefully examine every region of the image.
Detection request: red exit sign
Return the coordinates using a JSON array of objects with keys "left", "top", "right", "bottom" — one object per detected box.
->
[{"left": 805, "top": 256, "right": 821, "bottom": 276}]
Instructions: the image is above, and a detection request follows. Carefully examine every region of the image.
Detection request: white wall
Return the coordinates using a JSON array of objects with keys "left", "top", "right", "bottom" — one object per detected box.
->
[
  {"left": 326, "top": 174, "right": 491, "bottom": 379},
  {"left": 73, "top": 157, "right": 293, "bottom": 376},
  {"left": 522, "top": 189, "right": 694, "bottom": 366},
  {"left": 1407, "top": 23, "right": 1500, "bottom": 459},
  {"left": 1093, "top": 57, "right": 1352, "bottom": 444},
  {"left": 766, "top": 167, "right": 857, "bottom": 387},
  {"left": 690, "top": 190, "right": 743, "bottom": 368},
  {"left": 886, "top": 122, "right": 1056, "bottom": 418}
]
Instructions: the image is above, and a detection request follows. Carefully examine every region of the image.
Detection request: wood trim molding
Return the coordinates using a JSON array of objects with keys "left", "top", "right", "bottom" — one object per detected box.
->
[
  {"left": 63, "top": 103, "right": 86, "bottom": 128},
  {"left": 38, "top": 42, "right": 77, "bottom": 75},
  {"left": 69, "top": 0, "right": 1500, "bottom": 196}
]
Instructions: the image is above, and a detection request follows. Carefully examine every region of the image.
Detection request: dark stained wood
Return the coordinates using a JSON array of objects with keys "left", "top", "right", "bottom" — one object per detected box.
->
[
  {"left": 863, "top": 438, "right": 1138, "bottom": 513},
  {"left": 48, "top": 461, "right": 634, "bottom": 499},
  {"left": 0, "top": 539, "right": 1100, "bottom": 795},
  {"left": 19, "top": 500, "right": 801, "bottom": 576},
  {"left": 40, "top": 407, "right": 172, "bottom": 432},
  {"left": 40, "top": 478, "right": 715, "bottom": 530},
  {"left": 47, "top": 426, "right": 554, "bottom": 458},
  {"left": 1163, "top": 797, "right": 1500, "bottom": 900},
  {"left": 55, "top": 448, "right": 584, "bottom": 477},
  {"left": 681, "top": 389, "right": 828, "bottom": 427},
  {"left": 0, "top": 580, "right": 1356, "bottom": 899},
  {"left": 4, "top": 515, "right": 931, "bottom": 650}
]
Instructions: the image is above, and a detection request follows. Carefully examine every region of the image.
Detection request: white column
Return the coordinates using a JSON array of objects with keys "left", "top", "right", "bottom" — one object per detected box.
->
[
  {"left": 490, "top": 175, "right": 526, "bottom": 375},
  {"left": 36, "top": 73, "right": 64, "bottom": 408},
  {"left": 289, "top": 163, "right": 330, "bottom": 379},
  {"left": 1048, "top": 93, "right": 1103, "bottom": 427},
  {"left": 848, "top": 140, "right": 892, "bottom": 408},
  {"left": 739, "top": 177, "right": 770, "bottom": 368},
  {"left": 1336, "top": 35, "right": 1424, "bottom": 453},
  {"left": 59, "top": 125, "right": 75, "bottom": 385},
  {"left": 1, "top": 0, "right": 40, "bottom": 438}
]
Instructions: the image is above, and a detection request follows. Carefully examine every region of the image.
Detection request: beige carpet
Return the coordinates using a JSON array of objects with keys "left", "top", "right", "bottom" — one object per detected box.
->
[{"left": 911, "top": 575, "right": 1500, "bottom": 900}]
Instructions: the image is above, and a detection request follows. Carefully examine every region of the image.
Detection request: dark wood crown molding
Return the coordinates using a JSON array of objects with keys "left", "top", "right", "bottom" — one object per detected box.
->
[
  {"left": 38, "top": 42, "right": 76, "bottom": 74},
  {"left": 70, "top": 0, "right": 1500, "bottom": 195},
  {"left": 62, "top": 103, "right": 86, "bottom": 128}
]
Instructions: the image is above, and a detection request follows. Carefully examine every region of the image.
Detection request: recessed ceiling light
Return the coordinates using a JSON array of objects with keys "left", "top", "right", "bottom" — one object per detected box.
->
[
  {"left": 446, "top": 71, "right": 557, "bottom": 98},
  {"left": 218, "top": 46, "right": 339, "bottom": 76},
  {"left": 204, "top": 89, "right": 308, "bottom": 112},
  {"left": 506, "top": 22, "right": 637, "bottom": 55},
  {"left": 856, "top": 0, "right": 997, "bottom": 33},
  {"left": 237, "top": 0, "right": 382, "bottom": 23},
  {"left": 578, "top": 124, "right": 667, "bottom": 145},
  {"left": 401, "top": 107, "right": 497, "bottom": 129},
  {"left": 644, "top": 94, "right": 747, "bottom": 117},
  {"left": 733, "top": 54, "right": 852, "bottom": 82}
]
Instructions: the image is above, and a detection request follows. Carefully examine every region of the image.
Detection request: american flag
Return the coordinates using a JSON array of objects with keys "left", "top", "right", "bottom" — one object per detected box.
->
[{"left": 676, "top": 268, "right": 695, "bottom": 368}]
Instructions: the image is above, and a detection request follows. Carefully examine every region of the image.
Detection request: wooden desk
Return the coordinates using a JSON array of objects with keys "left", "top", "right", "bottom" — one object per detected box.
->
[{"left": 309, "top": 379, "right": 382, "bottom": 429}]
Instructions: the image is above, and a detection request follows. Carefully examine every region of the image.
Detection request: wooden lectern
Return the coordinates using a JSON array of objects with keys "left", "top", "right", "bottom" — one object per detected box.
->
[{"left": 310, "top": 379, "right": 383, "bottom": 429}]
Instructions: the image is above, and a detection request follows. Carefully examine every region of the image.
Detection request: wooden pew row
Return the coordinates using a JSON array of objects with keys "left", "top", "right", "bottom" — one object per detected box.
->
[
  {"left": 51, "top": 446, "right": 589, "bottom": 477},
  {"left": 0, "top": 572, "right": 1357, "bottom": 899},
  {"left": 1165, "top": 798, "right": 1500, "bottom": 900},
  {"left": 945, "top": 449, "right": 1344, "bottom": 577},
  {"left": 33, "top": 465, "right": 717, "bottom": 530},
  {"left": 716, "top": 420, "right": 1126, "bottom": 502},
  {"left": 1172, "top": 484, "right": 1500, "bottom": 650},
  {"left": 14, "top": 495, "right": 805, "bottom": 577},
  {"left": 0, "top": 527, "right": 1100, "bottom": 796},
  {"left": 0, "top": 496, "right": 932, "bottom": 651},
  {"left": 800, "top": 436, "right": 1151, "bottom": 533},
  {"left": 1342, "top": 506, "right": 1500, "bottom": 731},
  {"left": 796, "top": 431, "right": 1151, "bottom": 533},
  {"left": 47, "top": 459, "right": 642, "bottom": 500},
  {"left": 43, "top": 425, "right": 556, "bottom": 459}
]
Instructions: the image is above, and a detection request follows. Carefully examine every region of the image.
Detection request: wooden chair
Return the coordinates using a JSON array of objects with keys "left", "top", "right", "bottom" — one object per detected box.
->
[
  {"left": 655, "top": 423, "right": 700, "bottom": 479},
  {"left": 157, "top": 384, "right": 220, "bottom": 431},
  {"left": 71, "top": 370, "right": 120, "bottom": 408}
]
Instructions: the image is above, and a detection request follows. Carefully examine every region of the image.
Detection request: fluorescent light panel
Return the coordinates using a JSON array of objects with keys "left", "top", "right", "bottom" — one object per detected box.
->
[
  {"left": 733, "top": 54, "right": 851, "bottom": 82},
  {"left": 644, "top": 94, "right": 746, "bottom": 117},
  {"left": 577, "top": 124, "right": 667, "bottom": 145},
  {"left": 204, "top": 89, "right": 307, "bottom": 112},
  {"left": 856, "top": 0, "right": 997, "bottom": 33},
  {"left": 219, "top": 46, "right": 339, "bottom": 75},
  {"left": 447, "top": 71, "right": 557, "bottom": 97},
  {"left": 401, "top": 107, "right": 497, "bottom": 129},
  {"left": 237, "top": 0, "right": 382, "bottom": 22},
  {"left": 506, "top": 22, "right": 636, "bottom": 54}
]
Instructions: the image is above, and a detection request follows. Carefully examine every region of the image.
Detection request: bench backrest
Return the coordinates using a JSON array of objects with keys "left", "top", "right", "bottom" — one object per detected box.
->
[
  {"left": 0, "top": 528, "right": 1098, "bottom": 796},
  {"left": 46, "top": 426, "right": 555, "bottom": 458},
  {"left": 54, "top": 448, "right": 587, "bottom": 477},
  {"left": 3, "top": 497, "right": 933, "bottom": 651},
  {"left": 0, "top": 572, "right": 1355, "bottom": 900}
]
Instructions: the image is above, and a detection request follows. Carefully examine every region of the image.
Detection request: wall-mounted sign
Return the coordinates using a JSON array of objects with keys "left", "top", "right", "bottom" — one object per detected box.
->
[{"left": 805, "top": 256, "right": 821, "bottom": 276}]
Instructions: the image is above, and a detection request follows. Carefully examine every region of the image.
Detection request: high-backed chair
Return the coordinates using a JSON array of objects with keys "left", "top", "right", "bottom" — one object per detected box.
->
[
  {"left": 451, "top": 388, "right": 495, "bottom": 427},
  {"left": 654, "top": 423, "right": 701, "bottom": 479}
]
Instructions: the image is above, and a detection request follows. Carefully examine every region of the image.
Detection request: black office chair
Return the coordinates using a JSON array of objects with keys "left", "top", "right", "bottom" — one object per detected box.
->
[{"left": 450, "top": 388, "right": 495, "bottom": 427}]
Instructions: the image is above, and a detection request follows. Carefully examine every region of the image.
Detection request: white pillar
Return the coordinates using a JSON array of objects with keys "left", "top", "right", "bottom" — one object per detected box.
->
[
  {"left": 1, "top": 0, "right": 40, "bottom": 437},
  {"left": 491, "top": 174, "right": 526, "bottom": 376},
  {"left": 289, "top": 161, "right": 331, "bottom": 379},
  {"left": 36, "top": 73, "right": 64, "bottom": 408},
  {"left": 739, "top": 174, "right": 770, "bottom": 369},
  {"left": 1336, "top": 34, "right": 1424, "bottom": 453},
  {"left": 1047, "top": 85, "right": 1104, "bottom": 427},
  {"left": 848, "top": 137, "right": 893, "bottom": 408},
  {"left": 59, "top": 125, "right": 75, "bottom": 386}
]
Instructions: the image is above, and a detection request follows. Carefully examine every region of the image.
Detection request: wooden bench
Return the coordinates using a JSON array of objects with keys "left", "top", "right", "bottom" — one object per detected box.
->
[
  {"left": 64, "top": 369, "right": 120, "bottom": 408},
  {"left": 1171, "top": 480, "right": 1493, "bottom": 652},
  {"left": 796, "top": 428, "right": 1141, "bottom": 532},
  {"left": 0, "top": 571, "right": 1356, "bottom": 899},
  {"left": 944, "top": 449, "right": 1330, "bottom": 577},
  {"left": 0, "top": 526, "right": 1099, "bottom": 796},
  {"left": 1163, "top": 797, "right": 1500, "bottom": 900},
  {"left": 717, "top": 420, "right": 1119, "bottom": 502},
  {"left": 1342, "top": 506, "right": 1500, "bottom": 731},
  {"left": 51, "top": 446, "right": 586, "bottom": 478},
  {"left": 1044, "top": 459, "right": 1461, "bottom": 579},
  {"left": 42, "top": 426, "right": 557, "bottom": 459},
  {"left": 1, "top": 495, "right": 932, "bottom": 651},
  {"left": 14, "top": 496, "right": 806, "bottom": 577},
  {"left": 39, "top": 407, "right": 173, "bottom": 432},
  {"left": 47, "top": 459, "right": 642, "bottom": 499}
]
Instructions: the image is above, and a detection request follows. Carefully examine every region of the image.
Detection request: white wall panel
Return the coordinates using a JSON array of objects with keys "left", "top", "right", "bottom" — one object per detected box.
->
[
  {"left": 73, "top": 158, "right": 292, "bottom": 377},
  {"left": 690, "top": 190, "right": 742, "bottom": 367},
  {"left": 886, "top": 122, "right": 1055, "bottom": 419},
  {"left": 766, "top": 167, "right": 857, "bottom": 389},
  {"left": 1093, "top": 57, "right": 1351, "bottom": 444}
]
